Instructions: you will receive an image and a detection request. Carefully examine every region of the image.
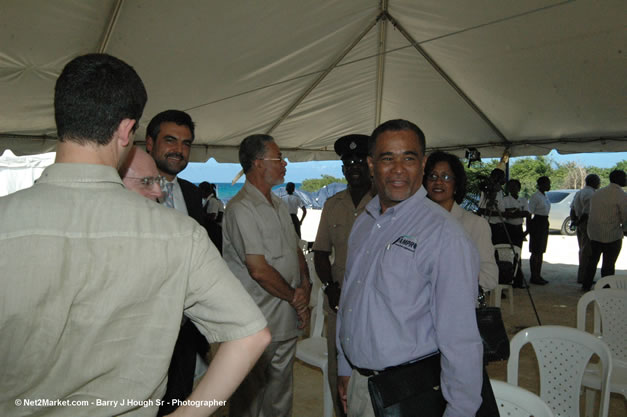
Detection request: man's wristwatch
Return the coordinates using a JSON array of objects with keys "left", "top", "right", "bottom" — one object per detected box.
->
[{"left": 321, "top": 281, "right": 330, "bottom": 292}]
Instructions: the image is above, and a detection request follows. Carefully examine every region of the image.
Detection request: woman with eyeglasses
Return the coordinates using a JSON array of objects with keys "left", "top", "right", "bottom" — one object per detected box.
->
[{"left": 424, "top": 151, "right": 498, "bottom": 292}]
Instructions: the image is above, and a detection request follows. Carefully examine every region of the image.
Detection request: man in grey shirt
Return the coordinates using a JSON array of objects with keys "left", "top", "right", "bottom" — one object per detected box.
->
[
  {"left": 337, "top": 119, "right": 482, "bottom": 417},
  {"left": 223, "top": 134, "right": 311, "bottom": 417},
  {"left": 570, "top": 174, "right": 600, "bottom": 283}
]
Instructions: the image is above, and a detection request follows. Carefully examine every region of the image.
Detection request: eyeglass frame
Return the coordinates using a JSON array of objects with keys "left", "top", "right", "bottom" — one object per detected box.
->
[
  {"left": 425, "top": 173, "right": 455, "bottom": 183},
  {"left": 124, "top": 175, "right": 166, "bottom": 188}
]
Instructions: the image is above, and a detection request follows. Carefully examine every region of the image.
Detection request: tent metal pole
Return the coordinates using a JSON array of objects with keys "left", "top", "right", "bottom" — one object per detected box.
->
[
  {"left": 375, "top": 0, "right": 389, "bottom": 127},
  {"left": 265, "top": 13, "right": 383, "bottom": 135},
  {"left": 98, "top": 0, "right": 125, "bottom": 53},
  {"left": 386, "top": 12, "right": 510, "bottom": 145}
]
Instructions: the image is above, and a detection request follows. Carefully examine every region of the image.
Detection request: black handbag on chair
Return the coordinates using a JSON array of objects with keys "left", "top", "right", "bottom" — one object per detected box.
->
[{"left": 476, "top": 288, "right": 510, "bottom": 363}]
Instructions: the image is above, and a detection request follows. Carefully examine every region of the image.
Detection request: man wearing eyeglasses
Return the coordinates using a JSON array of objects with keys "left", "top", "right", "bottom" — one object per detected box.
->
[
  {"left": 120, "top": 146, "right": 164, "bottom": 202},
  {"left": 223, "top": 134, "right": 311, "bottom": 417},
  {"left": 312, "top": 133, "right": 373, "bottom": 417}
]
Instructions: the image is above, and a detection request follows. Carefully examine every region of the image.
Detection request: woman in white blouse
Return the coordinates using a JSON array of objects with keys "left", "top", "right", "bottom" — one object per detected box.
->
[
  {"left": 527, "top": 176, "right": 551, "bottom": 285},
  {"left": 424, "top": 151, "right": 498, "bottom": 291}
]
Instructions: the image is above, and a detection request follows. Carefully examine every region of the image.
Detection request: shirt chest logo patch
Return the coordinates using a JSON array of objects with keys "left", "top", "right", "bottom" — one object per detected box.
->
[{"left": 391, "top": 235, "right": 417, "bottom": 253}]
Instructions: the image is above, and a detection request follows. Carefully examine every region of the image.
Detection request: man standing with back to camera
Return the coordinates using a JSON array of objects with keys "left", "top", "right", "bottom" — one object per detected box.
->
[
  {"left": 313, "top": 133, "right": 373, "bottom": 417},
  {"left": 0, "top": 53, "right": 270, "bottom": 417},
  {"left": 336, "top": 119, "right": 483, "bottom": 417}
]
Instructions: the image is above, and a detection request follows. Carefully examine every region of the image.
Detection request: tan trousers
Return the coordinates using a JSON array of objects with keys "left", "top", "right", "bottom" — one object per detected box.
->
[
  {"left": 347, "top": 369, "right": 376, "bottom": 417},
  {"left": 229, "top": 338, "right": 297, "bottom": 417}
]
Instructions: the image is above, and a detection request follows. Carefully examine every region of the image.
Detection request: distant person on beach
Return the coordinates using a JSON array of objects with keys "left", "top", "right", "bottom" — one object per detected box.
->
[
  {"left": 223, "top": 134, "right": 311, "bottom": 417},
  {"left": 582, "top": 169, "right": 627, "bottom": 291},
  {"left": 312, "top": 133, "right": 373, "bottom": 417},
  {"left": 282, "top": 182, "right": 307, "bottom": 237},
  {"left": 120, "top": 146, "right": 164, "bottom": 202},
  {"left": 570, "top": 174, "right": 601, "bottom": 284},
  {"left": 528, "top": 176, "right": 551, "bottom": 285},
  {"left": 0, "top": 53, "right": 270, "bottom": 417}
]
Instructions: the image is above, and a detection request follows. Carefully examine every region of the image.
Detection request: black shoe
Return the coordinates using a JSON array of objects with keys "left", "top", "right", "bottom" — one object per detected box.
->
[
  {"left": 530, "top": 278, "right": 547, "bottom": 285},
  {"left": 512, "top": 282, "right": 528, "bottom": 289}
]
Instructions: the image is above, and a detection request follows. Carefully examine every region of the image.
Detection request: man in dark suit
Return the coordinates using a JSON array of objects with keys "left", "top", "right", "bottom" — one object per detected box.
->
[{"left": 145, "top": 109, "right": 212, "bottom": 415}]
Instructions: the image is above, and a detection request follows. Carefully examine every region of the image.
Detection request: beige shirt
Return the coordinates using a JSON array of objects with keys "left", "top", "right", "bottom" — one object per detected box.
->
[
  {"left": 222, "top": 181, "right": 301, "bottom": 341},
  {"left": 312, "top": 188, "right": 372, "bottom": 289},
  {"left": 587, "top": 183, "right": 627, "bottom": 243},
  {"left": 0, "top": 164, "right": 266, "bottom": 417}
]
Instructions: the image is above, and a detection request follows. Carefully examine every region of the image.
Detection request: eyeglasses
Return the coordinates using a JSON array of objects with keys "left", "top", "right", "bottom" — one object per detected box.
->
[
  {"left": 125, "top": 175, "right": 166, "bottom": 188},
  {"left": 426, "top": 173, "right": 454, "bottom": 183},
  {"left": 258, "top": 157, "right": 286, "bottom": 162}
]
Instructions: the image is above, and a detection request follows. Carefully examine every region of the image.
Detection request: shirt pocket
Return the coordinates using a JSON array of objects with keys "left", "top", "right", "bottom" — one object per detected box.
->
[
  {"left": 258, "top": 216, "right": 284, "bottom": 260},
  {"left": 329, "top": 221, "right": 348, "bottom": 246},
  {"left": 373, "top": 241, "right": 425, "bottom": 307}
]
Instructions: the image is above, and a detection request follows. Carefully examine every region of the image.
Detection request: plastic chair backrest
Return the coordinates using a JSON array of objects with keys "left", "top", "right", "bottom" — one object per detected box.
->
[
  {"left": 577, "top": 288, "right": 627, "bottom": 366},
  {"left": 507, "top": 325, "right": 613, "bottom": 417},
  {"left": 493, "top": 243, "right": 521, "bottom": 276},
  {"left": 490, "top": 379, "right": 555, "bottom": 417},
  {"left": 594, "top": 274, "right": 627, "bottom": 290}
]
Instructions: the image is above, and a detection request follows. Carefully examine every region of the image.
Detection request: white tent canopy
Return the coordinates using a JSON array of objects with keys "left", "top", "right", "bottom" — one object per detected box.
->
[{"left": 1, "top": 0, "right": 625, "bottom": 162}]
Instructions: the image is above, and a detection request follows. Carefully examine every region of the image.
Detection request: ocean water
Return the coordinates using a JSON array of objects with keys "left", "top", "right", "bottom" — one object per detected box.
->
[
  {"left": 197, "top": 182, "right": 302, "bottom": 202},
  {"left": 194, "top": 182, "right": 347, "bottom": 209}
]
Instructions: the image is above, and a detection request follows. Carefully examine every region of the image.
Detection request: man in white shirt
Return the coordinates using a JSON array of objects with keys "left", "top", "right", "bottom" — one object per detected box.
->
[
  {"left": 223, "top": 134, "right": 311, "bottom": 417},
  {"left": 570, "top": 174, "right": 600, "bottom": 284},
  {"left": 528, "top": 176, "right": 551, "bottom": 285},
  {"left": 282, "top": 182, "right": 307, "bottom": 237},
  {"left": 582, "top": 170, "right": 627, "bottom": 291},
  {"left": 478, "top": 168, "right": 507, "bottom": 245},
  {"left": 503, "top": 179, "right": 529, "bottom": 287}
]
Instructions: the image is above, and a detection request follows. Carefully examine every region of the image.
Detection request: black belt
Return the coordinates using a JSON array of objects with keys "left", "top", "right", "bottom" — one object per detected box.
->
[
  {"left": 356, "top": 367, "right": 379, "bottom": 377},
  {"left": 355, "top": 352, "right": 440, "bottom": 377}
]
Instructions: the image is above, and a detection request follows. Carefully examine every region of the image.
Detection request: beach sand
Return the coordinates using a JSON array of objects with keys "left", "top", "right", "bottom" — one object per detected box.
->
[{"left": 216, "top": 209, "right": 626, "bottom": 416}]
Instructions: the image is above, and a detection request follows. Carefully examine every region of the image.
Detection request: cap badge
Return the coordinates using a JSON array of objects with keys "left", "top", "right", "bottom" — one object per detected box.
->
[{"left": 349, "top": 141, "right": 357, "bottom": 150}]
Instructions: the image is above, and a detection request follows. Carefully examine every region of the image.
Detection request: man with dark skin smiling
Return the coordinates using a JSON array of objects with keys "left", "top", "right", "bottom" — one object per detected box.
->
[
  {"left": 313, "top": 133, "right": 373, "bottom": 417},
  {"left": 336, "top": 120, "right": 482, "bottom": 417}
]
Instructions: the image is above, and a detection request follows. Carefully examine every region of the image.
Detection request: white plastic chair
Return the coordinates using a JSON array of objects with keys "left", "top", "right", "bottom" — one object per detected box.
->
[
  {"left": 507, "top": 325, "right": 613, "bottom": 417},
  {"left": 594, "top": 274, "right": 627, "bottom": 290},
  {"left": 296, "top": 258, "right": 332, "bottom": 417},
  {"left": 491, "top": 243, "right": 520, "bottom": 313},
  {"left": 577, "top": 288, "right": 627, "bottom": 416},
  {"left": 490, "top": 379, "right": 554, "bottom": 417}
]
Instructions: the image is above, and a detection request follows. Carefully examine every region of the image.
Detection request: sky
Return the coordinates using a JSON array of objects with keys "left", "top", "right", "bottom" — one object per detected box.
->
[{"left": 179, "top": 150, "right": 627, "bottom": 184}]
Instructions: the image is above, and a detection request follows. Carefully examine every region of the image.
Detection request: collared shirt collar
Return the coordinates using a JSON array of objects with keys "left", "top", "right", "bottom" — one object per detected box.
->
[
  {"left": 242, "top": 180, "right": 281, "bottom": 208},
  {"left": 36, "top": 163, "right": 123, "bottom": 186},
  {"left": 365, "top": 186, "right": 427, "bottom": 219}
]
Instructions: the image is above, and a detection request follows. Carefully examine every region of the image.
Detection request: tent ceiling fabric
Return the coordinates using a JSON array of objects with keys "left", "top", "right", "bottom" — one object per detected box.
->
[{"left": 0, "top": 0, "right": 625, "bottom": 162}]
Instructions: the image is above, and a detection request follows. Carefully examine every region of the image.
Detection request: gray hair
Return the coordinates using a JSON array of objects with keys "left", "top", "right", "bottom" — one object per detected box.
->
[{"left": 239, "top": 134, "right": 274, "bottom": 173}]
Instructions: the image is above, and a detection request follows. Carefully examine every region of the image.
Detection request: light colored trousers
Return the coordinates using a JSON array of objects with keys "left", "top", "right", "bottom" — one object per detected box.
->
[{"left": 229, "top": 338, "right": 297, "bottom": 417}]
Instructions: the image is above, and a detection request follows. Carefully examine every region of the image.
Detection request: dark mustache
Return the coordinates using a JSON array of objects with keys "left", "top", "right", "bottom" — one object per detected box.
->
[{"left": 165, "top": 152, "right": 184, "bottom": 159}]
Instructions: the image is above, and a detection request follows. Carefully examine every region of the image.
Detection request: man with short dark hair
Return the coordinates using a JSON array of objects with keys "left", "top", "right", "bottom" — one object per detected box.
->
[
  {"left": 478, "top": 168, "right": 508, "bottom": 244},
  {"left": 0, "top": 53, "right": 270, "bottom": 417},
  {"left": 582, "top": 170, "right": 627, "bottom": 291},
  {"left": 145, "top": 110, "right": 221, "bottom": 414},
  {"left": 223, "top": 134, "right": 311, "bottom": 417},
  {"left": 337, "top": 119, "right": 482, "bottom": 417},
  {"left": 282, "top": 182, "right": 307, "bottom": 237},
  {"left": 571, "top": 174, "right": 601, "bottom": 284},
  {"left": 312, "top": 133, "right": 373, "bottom": 417}
]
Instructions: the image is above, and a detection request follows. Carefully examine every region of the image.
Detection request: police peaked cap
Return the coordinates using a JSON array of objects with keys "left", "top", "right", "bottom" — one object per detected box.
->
[{"left": 334, "top": 134, "right": 370, "bottom": 159}]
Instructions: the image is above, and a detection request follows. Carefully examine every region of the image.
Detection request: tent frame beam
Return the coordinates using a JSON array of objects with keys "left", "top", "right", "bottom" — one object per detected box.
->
[
  {"left": 265, "top": 12, "right": 384, "bottom": 136},
  {"left": 385, "top": 12, "right": 510, "bottom": 146},
  {"left": 375, "top": 0, "right": 389, "bottom": 127},
  {"left": 98, "top": 0, "right": 125, "bottom": 53}
]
